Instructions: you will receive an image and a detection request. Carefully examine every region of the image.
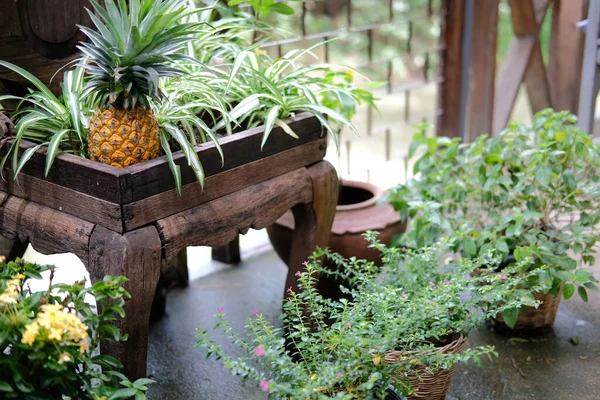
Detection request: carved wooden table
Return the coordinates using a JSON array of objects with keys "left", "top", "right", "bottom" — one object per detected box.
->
[{"left": 0, "top": 113, "right": 339, "bottom": 379}]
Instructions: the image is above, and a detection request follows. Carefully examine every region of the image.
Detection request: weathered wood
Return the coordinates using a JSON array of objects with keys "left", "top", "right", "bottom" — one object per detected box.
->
[
  {"left": 466, "top": 0, "right": 499, "bottom": 139},
  {"left": 0, "top": 173, "right": 123, "bottom": 232},
  {"left": 285, "top": 161, "right": 339, "bottom": 294},
  {"left": 523, "top": 44, "right": 552, "bottom": 113},
  {"left": 437, "top": 0, "right": 465, "bottom": 138},
  {"left": 493, "top": 36, "right": 537, "bottom": 135},
  {"left": 126, "top": 112, "right": 323, "bottom": 201},
  {"left": 492, "top": 0, "right": 550, "bottom": 135},
  {"left": 88, "top": 225, "right": 162, "bottom": 381},
  {"left": 2, "top": 114, "right": 323, "bottom": 206},
  {"left": 0, "top": 196, "right": 94, "bottom": 263},
  {"left": 508, "top": 0, "right": 537, "bottom": 36},
  {"left": 157, "top": 168, "right": 313, "bottom": 264},
  {"left": 123, "top": 137, "right": 327, "bottom": 231},
  {"left": 212, "top": 236, "right": 241, "bottom": 265},
  {"left": 548, "top": 0, "right": 586, "bottom": 113},
  {"left": 0, "top": 1, "right": 93, "bottom": 93},
  {"left": 4, "top": 140, "right": 129, "bottom": 204}
]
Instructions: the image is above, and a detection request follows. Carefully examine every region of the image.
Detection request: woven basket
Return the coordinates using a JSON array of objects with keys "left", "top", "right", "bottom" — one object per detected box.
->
[
  {"left": 384, "top": 334, "right": 466, "bottom": 400},
  {"left": 491, "top": 291, "right": 562, "bottom": 332},
  {"left": 471, "top": 268, "right": 562, "bottom": 332}
]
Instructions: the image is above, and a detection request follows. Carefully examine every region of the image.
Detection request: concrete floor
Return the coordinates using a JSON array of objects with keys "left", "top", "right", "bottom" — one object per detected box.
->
[{"left": 147, "top": 250, "right": 600, "bottom": 400}]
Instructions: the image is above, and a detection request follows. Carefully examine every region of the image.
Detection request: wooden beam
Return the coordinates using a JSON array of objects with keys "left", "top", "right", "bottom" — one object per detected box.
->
[
  {"left": 548, "top": 0, "right": 587, "bottom": 113},
  {"left": 0, "top": 196, "right": 94, "bottom": 263},
  {"left": 492, "top": 0, "right": 551, "bottom": 135},
  {"left": 467, "top": 0, "right": 499, "bottom": 139},
  {"left": 523, "top": 43, "right": 552, "bottom": 113},
  {"left": 437, "top": 0, "right": 465, "bottom": 138},
  {"left": 157, "top": 168, "right": 313, "bottom": 264},
  {"left": 123, "top": 138, "right": 326, "bottom": 231},
  {"left": 508, "top": 0, "right": 538, "bottom": 35}
]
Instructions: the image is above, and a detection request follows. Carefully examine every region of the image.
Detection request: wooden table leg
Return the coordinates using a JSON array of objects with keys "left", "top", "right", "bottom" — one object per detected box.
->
[
  {"left": 285, "top": 161, "right": 339, "bottom": 294},
  {"left": 211, "top": 235, "right": 241, "bottom": 265},
  {"left": 88, "top": 225, "right": 162, "bottom": 380}
]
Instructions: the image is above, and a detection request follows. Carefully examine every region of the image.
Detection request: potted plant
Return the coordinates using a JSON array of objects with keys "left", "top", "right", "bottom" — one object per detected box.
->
[
  {"left": 317, "top": 233, "right": 543, "bottom": 399},
  {"left": 387, "top": 110, "right": 600, "bottom": 332},
  {"left": 197, "top": 234, "right": 536, "bottom": 399},
  {"left": 0, "top": 257, "right": 151, "bottom": 398}
]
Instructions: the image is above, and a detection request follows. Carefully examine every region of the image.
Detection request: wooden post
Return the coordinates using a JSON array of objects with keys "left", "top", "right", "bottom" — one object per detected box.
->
[
  {"left": 285, "top": 161, "right": 339, "bottom": 295},
  {"left": 437, "top": 0, "right": 466, "bottom": 138},
  {"left": 548, "top": 0, "right": 587, "bottom": 114},
  {"left": 211, "top": 236, "right": 241, "bottom": 265},
  {"left": 88, "top": 225, "right": 162, "bottom": 380},
  {"left": 466, "top": 0, "right": 499, "bottom": 140}
]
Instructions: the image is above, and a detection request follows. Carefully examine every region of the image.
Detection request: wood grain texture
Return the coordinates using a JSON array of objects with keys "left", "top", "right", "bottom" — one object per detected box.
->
[
  {"left": 157, "top": 168, "right": 313, "bottom": 264},
  {"left": 508, "top": 0, "right": 537, "bottom": 36},
  {"left": 0, "top": 0, "right": 22, "bottom": 37},
  {"left": 467, "top": 0, "right": 499, "bottom": 139},
  {"left": 0, "top": 173, "right": 123, "bottom": 232},
  {"left": 524, "top": 44, "right": 552, "bottom": 113},
  {"left": 3, "top": 140, "right": 128, "bottom": 204},
  {"left": 123, "top": 138, "right": 327, "bottom": 231},
  {"left": 548, "top": 0, "right": 586, "bottom": 113},
  {"left": 437, "top": 0, "right": 465, "bottom": 138},
  {"left": 0, "top": 196, "right": 94, "bottom": 263},
  {"left": 88, "top": 225, "right": 162, "bottom": 381},
  {"left": 285, "top": 161, "right": 339, "bottom": 294},
  {"left": 125, "top": 112, "right": 323, "bottom": 201},
  {"left": 492, "top": 0, "right": 550, "bottom": 135}
]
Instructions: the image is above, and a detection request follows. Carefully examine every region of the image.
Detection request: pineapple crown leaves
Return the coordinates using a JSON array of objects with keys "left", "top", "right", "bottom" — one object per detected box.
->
[{"left": 77, "top": 0, "right": 203, "bottom": 109}]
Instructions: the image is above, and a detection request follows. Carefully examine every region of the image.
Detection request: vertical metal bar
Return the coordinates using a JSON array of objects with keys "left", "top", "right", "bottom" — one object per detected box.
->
[
  {"left": 277, "top": 43, "right": 282, "bottom": 58},
  {"left": 347, "top": 0, "right": 352, "bottom": 28},
  {"left": 578, "top": 0, "right": 600, "bottom": 134},
  {"left": 301, "top": 1, "right": 307, "bottom": 36},
  {"left": 385, "top": 128, "right": 392, "bottom": 160},
  {"left": 389, "top": 0, "right": 394, "bottom": 22},
  {"left": 367, "top": 30, "right": 374, "bottom": 63},
  {"left": 458, "top": 0, "right": 475, "bottom": 139},
  {"left": 404, "top": 90, "right": 410, "bottom": 122},
  {"left": 345, "top": 140, "right": 351, "bottom": 175},
  {"left": 407, "top": 21, "right": 413, "bottom": 53},
  {"left": 324, "top": 36, "right": 330, "bottom": 63},
  {"left": 423, "top": 52, "right": 430, "bottom": 81},
  {"left": 387, "top": 60, "right": 393, "bottom": 94}
]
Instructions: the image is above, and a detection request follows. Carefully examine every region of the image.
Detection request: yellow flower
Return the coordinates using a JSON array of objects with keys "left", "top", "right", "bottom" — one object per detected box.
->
[
  {"left": 58, "top": 352, "right": 72, "bottom": 364},
  {"left": 21, "top": 322, "right": 40, "bottom": 346},
  {"left": 0, "top": 274, "right": 25, "bottom": 307}
]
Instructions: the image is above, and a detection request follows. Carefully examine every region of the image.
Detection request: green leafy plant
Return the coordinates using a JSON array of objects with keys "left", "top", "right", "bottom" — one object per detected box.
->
[
  {"left": 386, "top": 110, "right": 600, "bottom": 303},
  {"left": 197, "top": 234, "right": 538, "bottom": 398},
  {"left": 0, "top": 258, "right": 152, "bottom": 399},
  {"left": 227, "top": 0, "right": 302, "bottom": 18}
]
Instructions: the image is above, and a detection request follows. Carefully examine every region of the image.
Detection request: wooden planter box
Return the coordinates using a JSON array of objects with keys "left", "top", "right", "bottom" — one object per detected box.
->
[{"left": 0, "top": 112, "right": 339, "bottom": 379}]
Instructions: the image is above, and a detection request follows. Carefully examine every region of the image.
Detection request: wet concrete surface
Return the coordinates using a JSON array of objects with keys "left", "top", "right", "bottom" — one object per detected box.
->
[{"left": 147, "top": 251, "right": 600, "bottom": 400}]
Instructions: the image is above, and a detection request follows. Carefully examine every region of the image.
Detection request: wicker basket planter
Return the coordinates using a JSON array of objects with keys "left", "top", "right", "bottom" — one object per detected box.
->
[
  {"left": 384, "top": 334, "right": 466, "bottom": 400},
  {"left": 490, "top": 291, "right": 562, "bottom": 333}
]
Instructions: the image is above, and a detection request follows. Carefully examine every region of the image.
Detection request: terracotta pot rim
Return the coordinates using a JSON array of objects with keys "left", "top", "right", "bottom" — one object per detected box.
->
[{"left": 337, "top": 179, "right": 384, "bottom": 212}]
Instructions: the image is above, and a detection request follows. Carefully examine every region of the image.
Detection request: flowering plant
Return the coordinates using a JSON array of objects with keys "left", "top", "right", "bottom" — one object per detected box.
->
[
  {"left": 196, "top": 235, "right": 543, "bottom": 398},
  {"left": 387, "top": 110, "right": 600, "bottom": 302},
  {"left": 0, "top": 258, "right": 152, "bottom": 399}
]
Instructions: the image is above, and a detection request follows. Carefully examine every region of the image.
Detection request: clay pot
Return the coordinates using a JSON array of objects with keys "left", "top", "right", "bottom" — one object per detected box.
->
[{"left": 267, "top": 180, "right": 406, "bottom": 299}]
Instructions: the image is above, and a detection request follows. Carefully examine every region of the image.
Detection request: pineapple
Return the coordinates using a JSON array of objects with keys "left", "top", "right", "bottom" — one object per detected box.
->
[{"left": 78, "top": 0, "right": 196, "bottom": 167}]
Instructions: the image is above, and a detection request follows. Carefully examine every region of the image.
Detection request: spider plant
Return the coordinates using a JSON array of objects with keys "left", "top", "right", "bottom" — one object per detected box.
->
[
  {"left": 0, "top": 61, "right": 92, "bottom": 180},
  {"left": 219, "top": 45, "right": 378, "bottom": 148}
]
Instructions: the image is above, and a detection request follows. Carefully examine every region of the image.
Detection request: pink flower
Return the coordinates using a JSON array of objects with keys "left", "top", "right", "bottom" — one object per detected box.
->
[
  {"left": 302, "top": 260, "right": 309, "bottom": 266},
  {"left": 336, "top": 372, "right": 343, "bottom": 378},
  {"left": 429, "top": 281, "right": 436, "bottom": 288},
  {"left": 254, "top": 346, "right": 265, "bottom": 357},
  {"left": 501, "top": 274, "right": 507, "bottom": 281},
  {"left": 402, "top": 292, "right": 408, "bottom": 298},
  {"left": 295, "top": 270, "right": 301, "bottom": 276},
  {"left": 444, "top": 279, "right": 451, "bottom": 285},
  {"left": 253, "top": 311, "right": 259, "bottom": 316},
  {"left": 402, "top": 247, "right": 407, "bottom": 252},
  {"left": 260, "top": 380, "right": 269, "bottom": 391},
  {"left": 217, "top": 308, "right": 224, "bottom": 314},
  {"left": 286, "top": 286, "right": 293, "bottom": 293}
]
